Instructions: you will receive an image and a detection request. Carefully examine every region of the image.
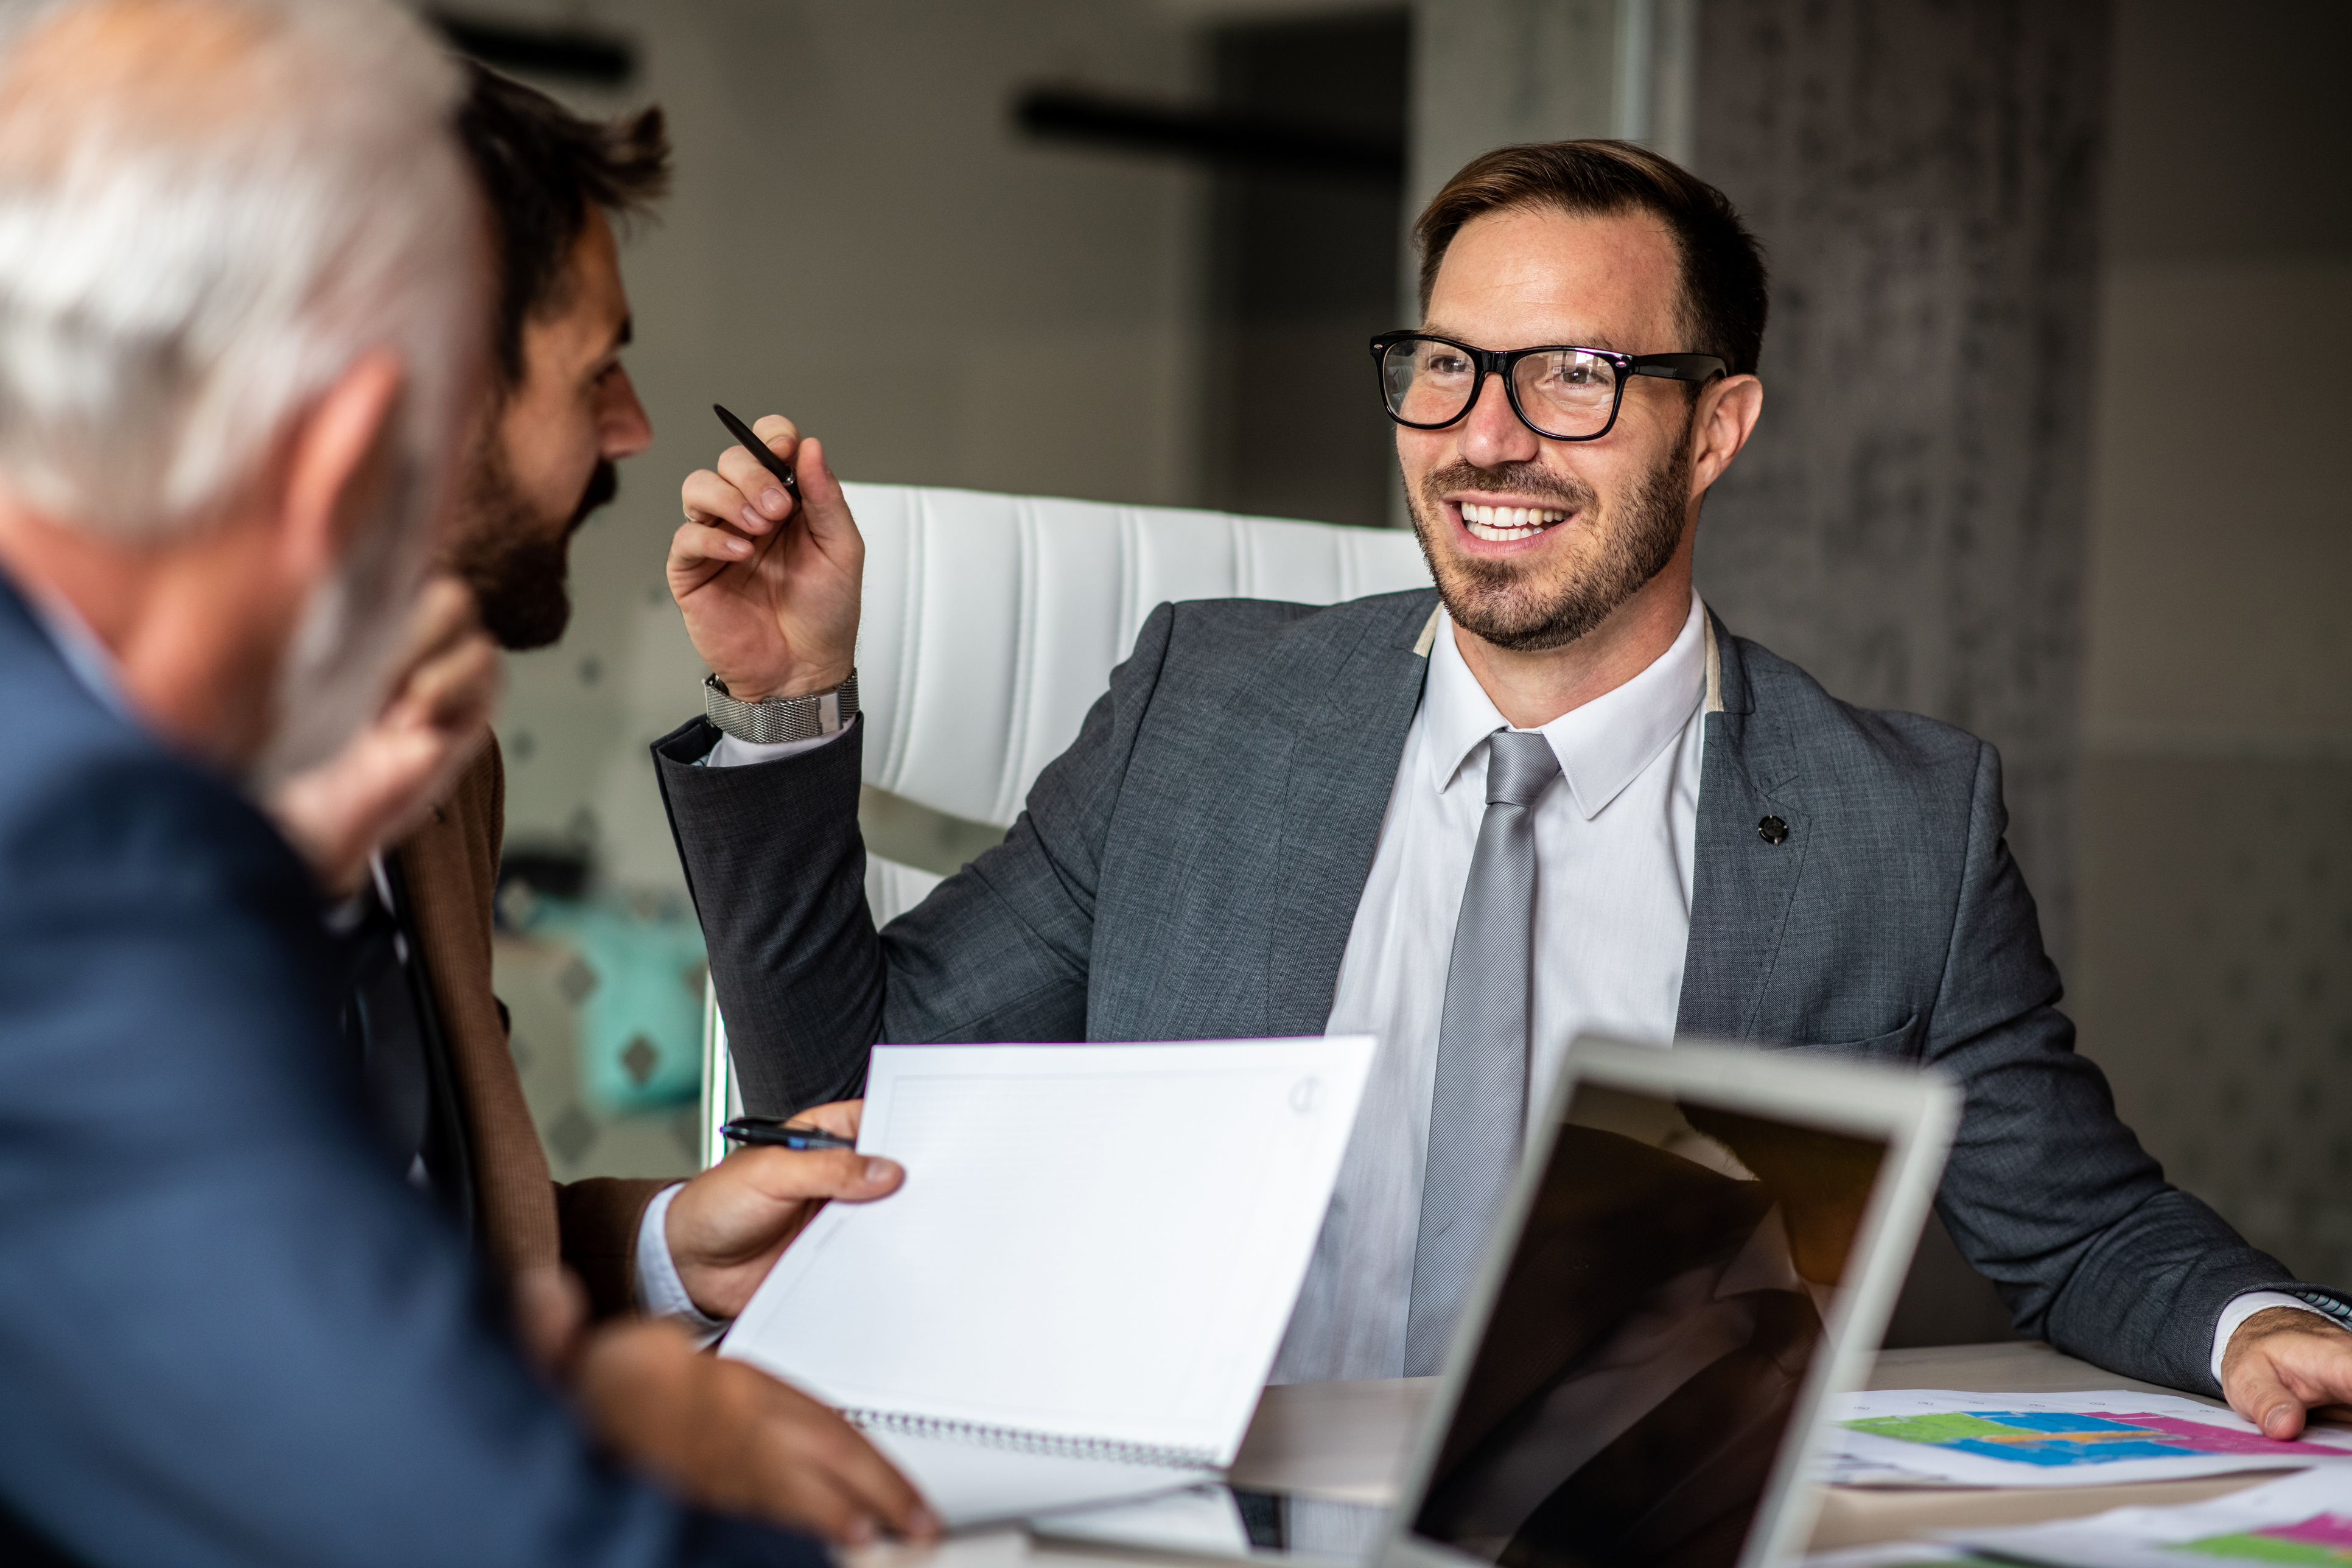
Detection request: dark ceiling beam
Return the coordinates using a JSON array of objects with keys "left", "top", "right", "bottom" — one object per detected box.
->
[{"left": 1014, "top": 88, "right": 1404, "bottom": 184}]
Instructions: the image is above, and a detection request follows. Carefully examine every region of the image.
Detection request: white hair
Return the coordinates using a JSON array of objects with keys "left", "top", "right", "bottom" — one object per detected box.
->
[{"left": 0, "top": 0, "right": 480, "bottom": 540}]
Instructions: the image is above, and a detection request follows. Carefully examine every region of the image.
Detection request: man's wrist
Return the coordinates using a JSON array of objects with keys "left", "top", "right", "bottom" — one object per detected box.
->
[
  {"left": 714, "top": 661, "right": 856, "bottom": 705},
  {"left": 632, "top": 1183, "right": 727, "bottom": 1343},
  {"left": 2213, "top": 1291, "right": 2335, "bottom": 1384},
  {"left": 703, "top": 668, "right": 858, "bottom": 745}
]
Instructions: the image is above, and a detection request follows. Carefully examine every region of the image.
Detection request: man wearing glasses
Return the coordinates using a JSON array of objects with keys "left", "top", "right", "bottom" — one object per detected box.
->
[{"left": 655, "top": 142, "right": 2352, "bottom": 1429}]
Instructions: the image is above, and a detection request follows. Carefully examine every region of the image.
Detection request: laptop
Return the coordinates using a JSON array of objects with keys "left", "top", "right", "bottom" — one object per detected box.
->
[{"left": 1032, "top": 1033, "right": 1958, "bottom": 1568}]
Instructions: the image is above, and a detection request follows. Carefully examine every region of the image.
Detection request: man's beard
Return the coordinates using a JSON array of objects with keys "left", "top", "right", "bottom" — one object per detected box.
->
[
  {"left": 448, "top": 450, "right": 617, "bottom": 651},
  {"left": 1407, "top": 424, "right": 1693, "bottom": 653}
]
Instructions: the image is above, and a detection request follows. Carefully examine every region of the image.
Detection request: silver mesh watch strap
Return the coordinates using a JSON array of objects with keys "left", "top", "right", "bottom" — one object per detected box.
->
[{"left": 702, "top": 669, "right": 858, "bottom": 745}]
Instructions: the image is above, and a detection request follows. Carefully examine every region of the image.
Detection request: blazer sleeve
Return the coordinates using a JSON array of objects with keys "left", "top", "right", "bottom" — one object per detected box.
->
[
  {"left": 0, "top": 756, "right": 815, "bottom": 1568},
  {"left": 1923, "top": 740, "right": 2323, "bottom": 1394},
  {"left": 558, "top": 1176, "right": 670, "bottom": 1319},
  {"left": 653, "top": 603, "right": 1181, "bottom": 1115}
]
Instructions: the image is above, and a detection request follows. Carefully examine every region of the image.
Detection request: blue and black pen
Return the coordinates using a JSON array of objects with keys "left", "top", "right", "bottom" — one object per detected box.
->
[{"left": 719, "top": 1116, "right": 857, "bottom": 1152}]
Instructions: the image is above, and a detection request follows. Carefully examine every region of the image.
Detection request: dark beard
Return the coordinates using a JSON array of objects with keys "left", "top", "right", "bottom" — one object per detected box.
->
[
  {"left": 449, "top": 453, "right": 617, "bottom": 651},
  {"left": 1408, "top": 427, "right": 1692, "bottom": 654}
]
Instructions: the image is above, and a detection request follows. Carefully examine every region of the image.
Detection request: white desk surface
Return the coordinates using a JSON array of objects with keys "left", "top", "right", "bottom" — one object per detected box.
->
[{"left": 853, "top": 1342, "right": 2351, "bottom": 1568}]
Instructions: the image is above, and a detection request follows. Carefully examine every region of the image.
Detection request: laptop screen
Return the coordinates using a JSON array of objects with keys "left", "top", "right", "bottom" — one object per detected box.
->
[{"left": 1406, "top": 1076, "right": 1889, "bottom": 1568}]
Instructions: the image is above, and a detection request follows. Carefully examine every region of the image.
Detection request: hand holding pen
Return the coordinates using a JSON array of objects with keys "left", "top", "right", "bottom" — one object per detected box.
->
[
  {"left": 670, "top": 404, "right": 865, "bottom": 705},
  {"left": 666, "top": 1099, "right": 900, "bottom": 1322}
]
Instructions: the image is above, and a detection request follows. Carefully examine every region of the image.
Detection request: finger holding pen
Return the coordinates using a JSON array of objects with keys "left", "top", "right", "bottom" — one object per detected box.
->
[
  {"left": 679, "top": 419, "right": 796, "bottom": 548},
  {"left": 717, "top": 411, "right": 802, "bottom": 533},
  {"left": 670, "top": 410, "right": 864, "bottom": 704}
]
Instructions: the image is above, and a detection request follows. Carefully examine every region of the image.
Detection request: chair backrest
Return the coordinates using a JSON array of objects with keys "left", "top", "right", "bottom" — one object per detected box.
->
[
  {"left": 844, "top": 482, "right": 1430, "bottom": 828},
  {"left": 701, "top": 485, "right": 1432, "bottom": 1156}
]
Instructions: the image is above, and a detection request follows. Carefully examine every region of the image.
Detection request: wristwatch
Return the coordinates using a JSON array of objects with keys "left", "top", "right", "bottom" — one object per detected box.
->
[{"left": 702, "top": 668, "right": 859, "bottom": 745}]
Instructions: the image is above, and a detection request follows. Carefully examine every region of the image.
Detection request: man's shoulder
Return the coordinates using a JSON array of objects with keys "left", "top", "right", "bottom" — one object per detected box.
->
[
  {"left": 398, "top": 737, "right": 503, "bottom": 903},
  {"left": 0, "top": 598, "right": 303, "bottom": 920},
  {"left": 1724, "top": 628, "right": 1990, "bottom": 800},
  {"left": 1155, "top": 587, "right": 1437, "bottom": 667}
]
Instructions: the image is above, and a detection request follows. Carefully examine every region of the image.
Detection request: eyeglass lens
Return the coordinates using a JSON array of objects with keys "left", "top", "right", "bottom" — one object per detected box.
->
[{"left": 1379, "top": 337, "right": 1622, "bottom": 438}]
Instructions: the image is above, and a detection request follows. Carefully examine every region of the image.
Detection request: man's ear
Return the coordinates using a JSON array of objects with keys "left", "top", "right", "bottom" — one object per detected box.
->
[
  {"left": 272, "top": 349, "right": 408, "bottom": 590},
  {"left": 1688, "top": 373, "right": 1764, "bottom": 499}
]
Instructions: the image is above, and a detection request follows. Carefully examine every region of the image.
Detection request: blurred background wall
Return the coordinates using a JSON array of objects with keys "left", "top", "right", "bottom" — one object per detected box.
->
[
  {"left": 2071, "top": 0, "right": 2352, "bottom": 1293},
  {"left": 427, "top": 1, "right": 2349, "bottom": 1308}
]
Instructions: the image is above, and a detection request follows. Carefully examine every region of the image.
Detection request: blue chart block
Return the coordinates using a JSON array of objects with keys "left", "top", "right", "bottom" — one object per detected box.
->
[
  {"left": 1964, "top": 1412, "right": 2143, "bottom": 1435},
  {"left": 1948, "top": 1437, "right": 2186, "bottom": 1466}
]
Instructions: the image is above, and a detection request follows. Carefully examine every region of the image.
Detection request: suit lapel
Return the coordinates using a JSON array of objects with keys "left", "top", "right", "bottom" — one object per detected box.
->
[
  {"left": 1677, "top": 615, "right": 1810, "bottom": 1040},
  {"left": 1262, "top": 593, "right": 1437, "bottom": 1038}
]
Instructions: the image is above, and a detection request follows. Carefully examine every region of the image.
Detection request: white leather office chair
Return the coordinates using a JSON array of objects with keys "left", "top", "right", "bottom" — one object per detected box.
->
[{"left": 699, "top": 484, "right": 1432, "bottom": 1166}]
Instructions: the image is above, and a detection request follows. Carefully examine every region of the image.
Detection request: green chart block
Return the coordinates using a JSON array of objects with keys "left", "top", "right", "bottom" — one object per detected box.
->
[{"left": 1844, "top": 1413, "right": 2031, "bottom": 1444}]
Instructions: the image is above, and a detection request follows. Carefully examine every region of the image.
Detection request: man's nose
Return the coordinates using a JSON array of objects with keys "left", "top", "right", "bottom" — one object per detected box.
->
[
  {"left": 601, "top": 365, "right": 653, "bottom": 460},
  {"left": 1458, "top": 372, "right": 1539, "bottom": 469}
]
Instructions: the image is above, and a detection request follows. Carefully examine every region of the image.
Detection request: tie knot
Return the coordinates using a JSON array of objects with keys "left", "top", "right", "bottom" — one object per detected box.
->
[{"left": 1484, "top": 729, "right": 1560, "bottom": 808}]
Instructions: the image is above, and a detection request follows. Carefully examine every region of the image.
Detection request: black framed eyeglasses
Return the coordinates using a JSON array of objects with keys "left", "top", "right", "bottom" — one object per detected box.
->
[{"left": 1370, "top": 331, "right": 1727, "bottom": 443}]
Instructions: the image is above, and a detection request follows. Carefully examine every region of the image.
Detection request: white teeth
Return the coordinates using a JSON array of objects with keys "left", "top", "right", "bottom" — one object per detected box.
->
[{"left": 1458, "top": 502, "right": 1569, "bottom": 541}]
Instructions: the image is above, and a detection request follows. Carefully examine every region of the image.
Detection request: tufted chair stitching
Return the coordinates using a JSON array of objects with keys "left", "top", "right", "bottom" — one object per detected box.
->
[
  {"left": 995, "top": 499, "right": 1041, "bottom": 828},
  {"left": 1116, "top": 506, "right": 1140, "bottom": 661},
  {"left": 881, "top": 491, "right": 925, "bottom": 791}
]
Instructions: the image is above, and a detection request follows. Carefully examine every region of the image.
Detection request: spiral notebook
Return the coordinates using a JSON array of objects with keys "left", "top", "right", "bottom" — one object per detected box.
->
[{"left": 719, "top": 1037, "right": 1376, "bottom": 1527}]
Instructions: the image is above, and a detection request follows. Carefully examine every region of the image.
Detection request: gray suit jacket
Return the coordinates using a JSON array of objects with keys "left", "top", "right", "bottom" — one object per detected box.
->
[{"left": 656, "top": 589, "right": 2328, "bottom": 1395}]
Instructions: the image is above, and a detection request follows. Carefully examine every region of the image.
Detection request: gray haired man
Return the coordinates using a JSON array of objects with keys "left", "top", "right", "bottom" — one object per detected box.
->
[{"left": 0, "top": 1, "right": 887, "bottom": 1562}]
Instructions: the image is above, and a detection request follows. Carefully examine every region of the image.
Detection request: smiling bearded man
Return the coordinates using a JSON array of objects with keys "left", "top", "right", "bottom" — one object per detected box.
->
[
  {"left": 1413, "top": 436, "right": 1690, "bottom": 653},
  {"left": 653, "top": 138, "right": 2352, "bottom": 1437}
]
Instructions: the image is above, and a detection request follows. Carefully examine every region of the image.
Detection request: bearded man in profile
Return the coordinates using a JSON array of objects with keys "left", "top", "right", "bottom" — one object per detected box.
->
[{"left": 264, "top": 60, "right": 928, "bottom": 1545}]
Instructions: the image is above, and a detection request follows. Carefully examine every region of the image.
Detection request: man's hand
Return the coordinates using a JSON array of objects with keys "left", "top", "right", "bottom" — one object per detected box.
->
[
  {"left": 2221, "top": 1306, "right": 2352, "bottom": 1438},
  {"left": 506, "top": 1261, "right": 933, "bottom": 1544},
  {"left": 267, "top": 575, "right": 500, "bottom": 895},
  {"left": 666, "top": 1099, "right": 900, "bottom": 1321},
  {"left": 573, "top": 1317, "right": 935, "bottom": 1545},
  {"left": 672, "top": 416, "right": 862, "bottom": 702}
]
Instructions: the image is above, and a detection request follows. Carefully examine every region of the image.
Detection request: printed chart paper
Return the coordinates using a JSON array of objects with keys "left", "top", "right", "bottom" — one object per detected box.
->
[
  {"left": 1826, "top": 1390, "right": 2352, "bottom": 1488},
  {"left": 1948, "top": 1468, "right": 2352, "bottom": 1568}
]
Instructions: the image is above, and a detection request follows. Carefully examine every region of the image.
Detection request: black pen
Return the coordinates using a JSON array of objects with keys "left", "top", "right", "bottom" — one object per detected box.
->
[
  {"left": 714, "top": 403, "right": 797, "bottom": 494},
  {"left": 720, "top": 1115, "right": 857, "bottom": 1152}
]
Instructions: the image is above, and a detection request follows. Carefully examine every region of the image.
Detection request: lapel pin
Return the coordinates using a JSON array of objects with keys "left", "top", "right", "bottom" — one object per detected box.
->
[{"left": 1758, "top": 816, "right": 1789, "bottom": 845}]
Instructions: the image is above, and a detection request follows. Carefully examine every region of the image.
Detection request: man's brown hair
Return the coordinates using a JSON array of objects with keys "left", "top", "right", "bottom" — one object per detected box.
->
[
  {"left": 1413, "top": 139, "right": 1769, "bottom": 377},
  {"left": 454, "top": 60, "right": 670, "bottom": 387}
]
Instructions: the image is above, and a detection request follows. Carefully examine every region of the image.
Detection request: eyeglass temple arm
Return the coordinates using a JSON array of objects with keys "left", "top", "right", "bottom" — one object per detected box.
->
[{"left": 1630, "top": 354, "right": 1729, "bottom": 382}]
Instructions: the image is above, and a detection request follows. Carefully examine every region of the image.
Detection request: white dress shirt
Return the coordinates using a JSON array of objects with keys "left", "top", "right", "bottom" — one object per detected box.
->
[
  {"left": 1269, "top": 592, "right": 1710, "bottom": 1383},
  {"left": 691, "top": 600, "right": 2316, "bottom": 1376}
]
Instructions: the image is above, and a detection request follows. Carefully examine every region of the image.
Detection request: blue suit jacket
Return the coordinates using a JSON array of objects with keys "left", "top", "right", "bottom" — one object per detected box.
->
[
  {"left": 0, "top": 574, "right": 818, "bottom": 1568},
  {"left": 656, "top": 590, "right": 2341, "bottom": 1398}
]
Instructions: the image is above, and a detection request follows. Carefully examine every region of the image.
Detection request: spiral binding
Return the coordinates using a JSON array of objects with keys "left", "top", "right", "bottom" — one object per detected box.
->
[{"left": 844, "top": 1409, "right": 1219, "bottom": 1471}]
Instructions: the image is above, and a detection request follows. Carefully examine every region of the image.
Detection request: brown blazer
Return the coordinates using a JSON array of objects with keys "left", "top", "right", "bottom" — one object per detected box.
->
[{"left": 393, "top": 740, "right": 665, "bottom": 1317}]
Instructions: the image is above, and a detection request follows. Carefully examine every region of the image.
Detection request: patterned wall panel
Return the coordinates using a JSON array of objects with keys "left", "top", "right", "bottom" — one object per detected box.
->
[
  {"left": 1693, "top": 0, "right": 2109, "bottom": 966},
  {"left": 2077, "top": 755, "right": 2352, "bottom": 1286}
]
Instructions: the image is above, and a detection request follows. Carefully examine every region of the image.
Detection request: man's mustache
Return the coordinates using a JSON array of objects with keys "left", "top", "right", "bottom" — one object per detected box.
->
[
  {"left": 1418, "top": 459, "right": 1595, "bottom": 514},
  {"left": 566, "top": 459, "right": 618, "bottom": 533}
]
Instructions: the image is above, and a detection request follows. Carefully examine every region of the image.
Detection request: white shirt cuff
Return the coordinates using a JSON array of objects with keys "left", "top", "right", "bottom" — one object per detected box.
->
[
  {"left": 633, "top": 1183, "right": 727, "bottom": 1343},
  {"left": 2211, "top": 1290, "right": 2331, "bottom": 1384},
  {"left": 701, "top": 727, "right": 852, "bottom": 768}
]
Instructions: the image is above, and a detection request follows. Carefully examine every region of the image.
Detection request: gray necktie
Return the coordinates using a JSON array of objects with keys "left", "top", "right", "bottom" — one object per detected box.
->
[{"left": 1404, "top": 728, "right": 1562, "bottom": 1375}]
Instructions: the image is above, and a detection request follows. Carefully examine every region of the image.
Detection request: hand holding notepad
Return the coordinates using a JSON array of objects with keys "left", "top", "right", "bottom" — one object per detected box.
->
[{"left": 721, "top": 1037, "right": 1376, "bottom": 1527}]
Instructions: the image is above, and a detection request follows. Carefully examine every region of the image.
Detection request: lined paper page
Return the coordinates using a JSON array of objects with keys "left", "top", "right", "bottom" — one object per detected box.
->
[{"left": 723, "top": 1038, "right": 1374, "bottom": 1466}]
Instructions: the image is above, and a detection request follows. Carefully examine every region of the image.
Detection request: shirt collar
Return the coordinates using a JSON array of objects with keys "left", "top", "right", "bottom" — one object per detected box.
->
[
  {"left": 24, "top": 586, "right": 130, "bottom": 718},
  {"left": 1423, "top": 589, "right": 1708, "bottom": 821}
]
